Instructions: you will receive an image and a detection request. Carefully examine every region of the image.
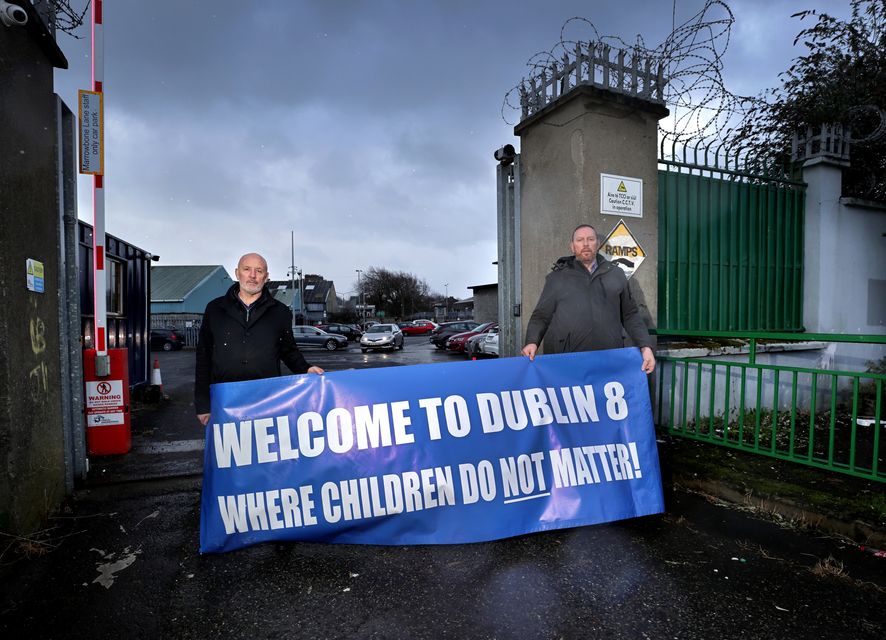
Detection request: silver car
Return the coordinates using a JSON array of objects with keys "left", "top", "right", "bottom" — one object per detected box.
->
[
  {"left": 465, "top": 333, "right": 487, "bottom": 358},
  {"left": 292, "top": 325, "right": 348, "bottom": 351},
  {"left": 479, "top": 329, "right": 499, "bottom": 357},
  {"left": 360, "top": 323, "right": 404, "bottom": 352}
]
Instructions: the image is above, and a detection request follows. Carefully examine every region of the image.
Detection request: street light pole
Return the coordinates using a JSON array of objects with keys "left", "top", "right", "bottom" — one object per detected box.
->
[
  {"left": 289, "top": 230, "right": 296, "bottom": 318},
  {"left": 298, "top": 267, "right": 304, "bottom": 324},
  {"left": 444, "top": 283, "right": 449, "bottom": 321},
  {"left": 355, "top": 269, "right": 364, "bottom": 326}
]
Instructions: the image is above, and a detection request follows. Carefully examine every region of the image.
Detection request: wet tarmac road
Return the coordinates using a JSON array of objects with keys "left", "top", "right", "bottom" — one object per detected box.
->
[{"left": 1, "top": 340, "right": 884, "bottom": 639}]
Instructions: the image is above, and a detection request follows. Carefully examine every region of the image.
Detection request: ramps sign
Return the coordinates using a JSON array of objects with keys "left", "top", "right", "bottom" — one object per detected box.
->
[
  {"left": 199, "top": 349, "right": 664, "bottom": 554},
  {"left": 600, "top": 219, "right": 646, "bottom": 279}
]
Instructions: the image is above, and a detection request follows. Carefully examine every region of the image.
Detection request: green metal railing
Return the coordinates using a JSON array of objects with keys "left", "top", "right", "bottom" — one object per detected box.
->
[
  {"left": 658, "top": 143, "right": 806, "bottom": 332},
  {"left": 654, "top": 330, "right": 886, "bottom": 482}
]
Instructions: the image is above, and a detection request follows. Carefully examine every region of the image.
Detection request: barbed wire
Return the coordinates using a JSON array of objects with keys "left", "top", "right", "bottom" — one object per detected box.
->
[
  {"left": 502, "top": 0, "right": 885, "bottom": 198},
  {"left": 52, "top": 0, "right": 90, "bottom": 37},
  {"left": 501, "top": 1, "right": 759, "bottom": 151}
]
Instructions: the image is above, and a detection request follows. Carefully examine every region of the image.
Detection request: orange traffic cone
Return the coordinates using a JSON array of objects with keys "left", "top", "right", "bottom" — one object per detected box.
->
[
  {"left": 151, "top": 358, "right": 163, "bottom": 390},
  {"left": 146, "top": 358, "right": 167, "bottom": 403}
]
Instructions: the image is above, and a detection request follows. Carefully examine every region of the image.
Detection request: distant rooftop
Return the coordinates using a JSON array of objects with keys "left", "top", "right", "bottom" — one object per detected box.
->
[{"left": 151, "top": 265, "right": 230, "bottom": 302}]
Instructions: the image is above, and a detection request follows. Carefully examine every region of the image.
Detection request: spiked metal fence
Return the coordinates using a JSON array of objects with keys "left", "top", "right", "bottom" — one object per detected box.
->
[
  {"left": 791, "top": 124, "right": 851, "bottom": 163},
  {"left": 519, "top": 42, "right": 665, "bottom": 121}
]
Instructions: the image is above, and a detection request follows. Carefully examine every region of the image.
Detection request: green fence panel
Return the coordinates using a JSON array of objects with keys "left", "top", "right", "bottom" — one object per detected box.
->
[
  {"left": 654, "top": 331, "right": 886, "bottom": 483},
  {"left": 658, "top": 163, "right": 806, "bottom": 331}
]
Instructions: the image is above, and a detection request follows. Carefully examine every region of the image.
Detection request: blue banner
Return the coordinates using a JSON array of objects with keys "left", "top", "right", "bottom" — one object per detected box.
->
[{"left": 200, "top": 348, "right": 664, "bottom": 553}]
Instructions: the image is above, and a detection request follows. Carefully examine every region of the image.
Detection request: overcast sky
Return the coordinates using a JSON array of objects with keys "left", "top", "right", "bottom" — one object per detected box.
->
[{"left": 53, "top": 0, "right": 847, "bottom": 302}]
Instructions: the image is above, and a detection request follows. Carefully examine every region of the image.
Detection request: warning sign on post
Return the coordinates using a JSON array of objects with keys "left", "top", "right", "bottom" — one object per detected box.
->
[
  {"left": 85, "top": 379, "right": 125, "bottom": 427},
  {"left": 86, "top": 380, "right": 124, "bottom": 408},
  {"left": 600, "top": 219, "right": 646, "bottom": 279},
  {"left": 600, "top": 173, "right": 642, "bottom": 217},
  {"left": 26, "top": 259, "right": 45, "bottom": 293}
]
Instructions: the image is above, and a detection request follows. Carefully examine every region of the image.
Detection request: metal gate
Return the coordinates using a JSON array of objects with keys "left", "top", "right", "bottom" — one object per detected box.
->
[{"left": 657, "top": 140, "right": 806, "bottom": 331}]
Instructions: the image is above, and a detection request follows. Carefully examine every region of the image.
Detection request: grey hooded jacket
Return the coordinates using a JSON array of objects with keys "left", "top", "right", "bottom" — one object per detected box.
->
[{"left": 524, "top": 254, "right": 652, "bottom": 355}]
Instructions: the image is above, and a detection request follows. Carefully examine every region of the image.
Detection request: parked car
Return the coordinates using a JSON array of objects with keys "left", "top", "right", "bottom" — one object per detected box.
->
[
  {"left": 429, "top": 321, "right": 479, "bottom": 349},
  {"left": 445, "top": 322, "right": 498, "bottom": 353},
  {"left": 464, "top": 332, "right": 487, "bottom": 358},
  {"left": 478, "top": 328, "right": 499, "bottom": 357},
  {"left": 401, "top": 320, "right": 438, "bottom": 336},
  {"left": 360, "top": 323, "right": 404, "bottom": 352},
  {"left": 316, "top": 323, "right": 363, "bottom": 341},
  {"left": 150, "top": 329, "right": 185, "bottom": 351},
  {"left": 292, "top": 325, "right": 348, "bottom": 350}
]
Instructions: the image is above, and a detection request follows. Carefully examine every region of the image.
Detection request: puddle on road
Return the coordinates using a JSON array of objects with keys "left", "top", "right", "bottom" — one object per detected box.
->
[{"left": 90, "top": 546, "right": 142, "bottom": 589}]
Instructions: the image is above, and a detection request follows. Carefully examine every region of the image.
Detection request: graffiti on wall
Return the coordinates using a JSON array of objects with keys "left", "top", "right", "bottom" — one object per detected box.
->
[{"left": 29, "top": 298, "right": 48, "bottom": 400}]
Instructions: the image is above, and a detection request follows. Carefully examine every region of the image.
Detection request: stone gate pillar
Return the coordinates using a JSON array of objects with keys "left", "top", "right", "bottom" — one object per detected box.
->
[{"left": 508, "top": 51, "right": 669, "bottom": 354}]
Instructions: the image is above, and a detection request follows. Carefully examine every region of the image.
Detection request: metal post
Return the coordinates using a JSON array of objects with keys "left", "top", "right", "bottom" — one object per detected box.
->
[
  {"left": 298, "top": 267, "right": 304, "bottom": 323},
  {"left": 513, "top": 155, "right": 522, "bottom": 348},
  {"left": 91, "top": 0, "right": 108, "bottom": 376},
  {"left": 289, "top": 230, "right": 296, "bottom": 318},
  {"left": 355, "top": 269, "right": 363, "bottom": 325},
  {"left": 57, "top": 96, "right": 87, "bottom": 485},
  {"left": 496, "top": 154, "right": 520, "bottom": 357}
]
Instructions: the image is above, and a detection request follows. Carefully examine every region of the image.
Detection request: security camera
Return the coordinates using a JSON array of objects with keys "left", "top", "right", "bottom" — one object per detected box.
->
[
  {"left": 0, "top": 2, "right": 28, "bottom": 27},
  {"left": 493, "top": 144, "right": 516, "bottom": 165}
]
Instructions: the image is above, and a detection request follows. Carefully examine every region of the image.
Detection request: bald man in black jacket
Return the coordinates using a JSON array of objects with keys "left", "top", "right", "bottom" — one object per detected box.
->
[{"left": 194, "top": 253, "right": 323, "bottom": 425}]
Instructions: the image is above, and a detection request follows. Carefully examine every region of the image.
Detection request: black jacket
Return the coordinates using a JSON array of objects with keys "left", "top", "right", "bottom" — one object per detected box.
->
[
  {"left": 194, "top": 284, "right": 311, "bottom": 414},
  {"left": 524, "top": 254, "right": 653, "bottom": 355}
]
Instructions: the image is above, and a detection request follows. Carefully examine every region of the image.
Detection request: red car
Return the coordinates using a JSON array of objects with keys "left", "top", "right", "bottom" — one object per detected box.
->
[
  {"left": 445, "top": 322, "right": 498, "bottom": 353},
  {"left": 401, "top": 320, "right": 438, "bottom": 336}
]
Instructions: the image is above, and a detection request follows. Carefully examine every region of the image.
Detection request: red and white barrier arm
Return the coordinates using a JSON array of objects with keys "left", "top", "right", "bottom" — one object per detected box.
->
[{"left": 92, "top": 0, "right": 107, "bottom": 360}]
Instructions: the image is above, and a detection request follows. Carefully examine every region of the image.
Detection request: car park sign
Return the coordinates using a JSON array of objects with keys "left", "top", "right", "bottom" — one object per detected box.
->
[{"left": 78, "top": 90, "right": 104, "bottom": 175}]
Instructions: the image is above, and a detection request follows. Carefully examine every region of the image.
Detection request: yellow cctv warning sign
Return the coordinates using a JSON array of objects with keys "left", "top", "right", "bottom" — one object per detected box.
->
[
  {"left": 600, "top": 219, "right": 645, "bottom": 279},
  {"left": 617, "top": 181, "right": 627, "bottom": 192}
]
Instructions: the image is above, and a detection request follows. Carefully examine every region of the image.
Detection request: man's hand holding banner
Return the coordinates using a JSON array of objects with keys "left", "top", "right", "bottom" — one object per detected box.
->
[{"left": 200, "top": 348, "right": 664, "bottom": 553}]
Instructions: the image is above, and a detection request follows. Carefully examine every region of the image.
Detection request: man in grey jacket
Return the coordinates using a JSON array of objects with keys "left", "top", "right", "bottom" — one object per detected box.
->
[{"left": 521, "top": 224, "right": 656, "bottom": 373}]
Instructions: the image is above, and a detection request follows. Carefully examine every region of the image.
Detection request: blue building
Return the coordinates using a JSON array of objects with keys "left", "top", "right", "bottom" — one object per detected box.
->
[{"left": 150, "top": 265, "right": 234, "bottom": 344}]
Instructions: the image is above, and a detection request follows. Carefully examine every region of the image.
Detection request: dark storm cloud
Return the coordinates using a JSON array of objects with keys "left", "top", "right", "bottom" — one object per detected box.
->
[{"left": 54, "top": 0, "right": 848, "bottom": 298}]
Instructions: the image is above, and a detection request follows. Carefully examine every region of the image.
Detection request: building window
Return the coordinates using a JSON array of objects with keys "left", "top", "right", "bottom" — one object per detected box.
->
[{"left": 107, "top": 259, "right": 124, "bottom": 316}]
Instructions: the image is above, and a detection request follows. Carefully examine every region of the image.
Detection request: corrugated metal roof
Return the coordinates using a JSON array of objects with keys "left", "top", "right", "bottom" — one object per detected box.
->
[{"left": 151, "top": 265, "right": 229, "bottom": 302}]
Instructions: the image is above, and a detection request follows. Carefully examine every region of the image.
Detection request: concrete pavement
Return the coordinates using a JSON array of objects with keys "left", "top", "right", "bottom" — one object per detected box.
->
[{"left": 1, "top": 341, "right": 884, "bottom": 639}]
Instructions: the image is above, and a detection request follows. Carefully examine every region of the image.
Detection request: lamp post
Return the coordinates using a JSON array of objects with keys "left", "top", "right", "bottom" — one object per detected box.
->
[
  {"left": 288, "top": 231, "right": 305, "bottom": 325},
  {"left": 444, "top": 283, "right": 449, "bottom": 320},
  {"left": 289, "top": 231, "right": 296, "bottom": 318},
  {"left": 355, "top": 269, "right": 364, "bottom": 326},
  {"left": 299, "top": 268, "right": 305, "bottom": 323}
]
